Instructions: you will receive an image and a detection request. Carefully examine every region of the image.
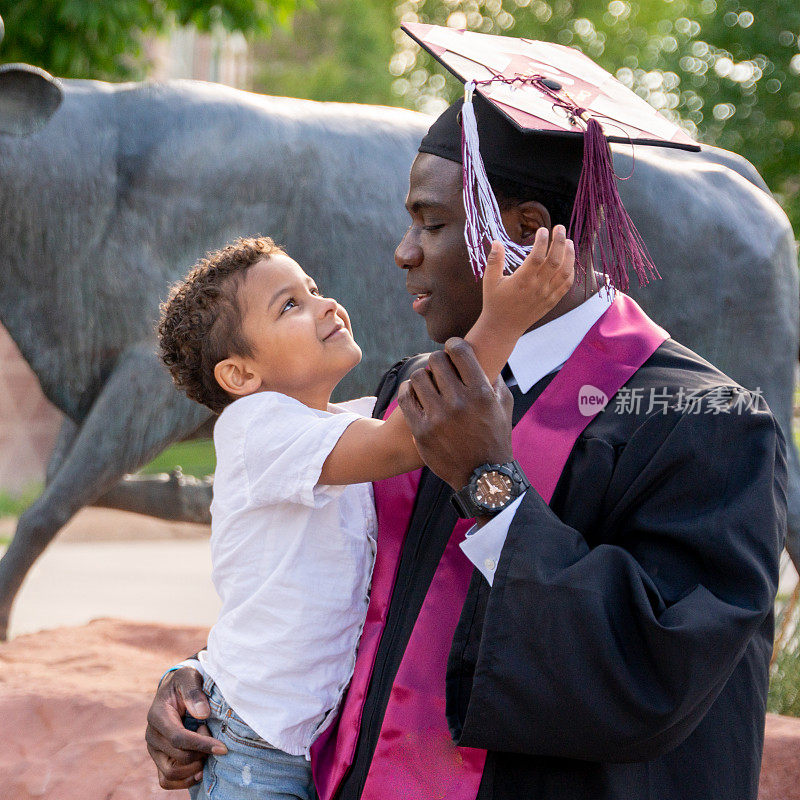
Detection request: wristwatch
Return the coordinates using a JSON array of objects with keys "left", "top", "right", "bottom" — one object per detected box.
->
[{"left": 450, "top": 460, "right": 531, "bottom": 519}]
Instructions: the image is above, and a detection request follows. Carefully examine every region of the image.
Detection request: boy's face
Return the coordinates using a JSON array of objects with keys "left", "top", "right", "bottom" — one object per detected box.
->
[{"left": 218, "top": 254, "right": 362, "bottom": 409}]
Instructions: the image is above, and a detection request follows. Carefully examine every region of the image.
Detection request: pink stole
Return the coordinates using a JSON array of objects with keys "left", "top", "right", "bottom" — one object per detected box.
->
[{"left": 312, "top": 293, "right": 668, "bottom": 800}]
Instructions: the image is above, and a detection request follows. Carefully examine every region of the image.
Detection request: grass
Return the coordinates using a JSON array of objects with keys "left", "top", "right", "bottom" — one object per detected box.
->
[
  {"left": 139, "top": 439, "right": 216, "bottom": 478},
  {"left": 0, "top": 483, "right": 44, "bottom": 518},
  {"left": 767, "top": 409, "right": 800, "bottom": 716}
]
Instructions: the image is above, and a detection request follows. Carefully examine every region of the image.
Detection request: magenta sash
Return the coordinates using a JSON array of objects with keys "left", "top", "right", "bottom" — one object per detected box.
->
[{"left": 312, "top": 293, "right": 668, "bottom": 800}]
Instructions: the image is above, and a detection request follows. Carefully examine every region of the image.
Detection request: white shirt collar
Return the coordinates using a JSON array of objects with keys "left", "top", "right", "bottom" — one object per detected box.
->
[{"left": 506, "top": 288, "right": 614, "bottom": 394}]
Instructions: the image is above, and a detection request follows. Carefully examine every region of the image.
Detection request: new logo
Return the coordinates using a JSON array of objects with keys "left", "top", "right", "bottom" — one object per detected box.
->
[{"left": 578, "top": 384, "right": 609, "bottom": 416}]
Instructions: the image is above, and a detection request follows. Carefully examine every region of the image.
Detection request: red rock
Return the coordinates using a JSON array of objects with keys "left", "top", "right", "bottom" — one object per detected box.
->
[
  {"left": 761, "top": 713, "right": 800, "bottom": 800},
  {"left": 0, "top": 619, "right": 208, "bottom": 800}
]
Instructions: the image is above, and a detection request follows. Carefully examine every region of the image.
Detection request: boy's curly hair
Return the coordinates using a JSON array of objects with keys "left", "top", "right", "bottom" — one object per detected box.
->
[{"left": 158, "top": 236, "right": 285, "bottom": 414}]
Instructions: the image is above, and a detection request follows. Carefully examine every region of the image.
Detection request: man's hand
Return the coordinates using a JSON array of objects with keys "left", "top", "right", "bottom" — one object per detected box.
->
[
  {"left": 145, "top": 667, "right": 227, "bottom": 790},
  {"left": 397, "top": 338, "right": 514, "bottom": 490}
]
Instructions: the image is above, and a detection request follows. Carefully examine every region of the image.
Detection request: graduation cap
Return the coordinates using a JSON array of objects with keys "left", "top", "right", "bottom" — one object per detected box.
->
[{"left": 403, "top": 22, "right": 701, "bottom": 291}]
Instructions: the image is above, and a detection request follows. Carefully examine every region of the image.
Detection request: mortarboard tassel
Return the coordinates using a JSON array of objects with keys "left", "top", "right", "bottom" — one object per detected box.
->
[
  {"left": 569, "top": 116, "right": 660, "bottom": 291},
  {"left": 460, "top": 79, "right": 660, "bottom": 290}
]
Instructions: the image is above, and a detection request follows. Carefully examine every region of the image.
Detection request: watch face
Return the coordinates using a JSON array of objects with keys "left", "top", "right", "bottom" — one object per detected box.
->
[{"left": 474, "top": 471, "right": 514, "bottom": 510}]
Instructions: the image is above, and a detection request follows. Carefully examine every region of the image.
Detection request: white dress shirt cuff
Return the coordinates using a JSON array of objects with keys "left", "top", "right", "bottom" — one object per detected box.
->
[{"left": 459, "top": 493, "right": 525, "bottom": 585}]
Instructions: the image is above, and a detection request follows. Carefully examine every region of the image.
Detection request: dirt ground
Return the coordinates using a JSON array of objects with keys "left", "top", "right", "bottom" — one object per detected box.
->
[{"left": 1, "top": 617, "right": 798, "bottom": 800}]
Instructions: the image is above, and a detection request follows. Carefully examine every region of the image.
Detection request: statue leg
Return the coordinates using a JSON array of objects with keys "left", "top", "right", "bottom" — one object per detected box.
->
[
  {"left": 0, "top": 344, "right": 210, "bottom": 638},
  {"left": 45, "top": 418, "right": 78, "bottom": 485},
  {"left": 87, "top": 410, "right": 215, "bottom": 522}
]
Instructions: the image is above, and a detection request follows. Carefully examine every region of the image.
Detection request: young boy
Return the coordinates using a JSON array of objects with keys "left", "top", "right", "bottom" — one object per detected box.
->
[{"left": 157, "top": 230, "right": 574, "bottom": 800}]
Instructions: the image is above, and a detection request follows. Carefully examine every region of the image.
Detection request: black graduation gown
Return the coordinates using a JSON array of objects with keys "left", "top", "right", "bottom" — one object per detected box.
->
[{"left": 336, "top": 339, "right": 786, "bottom": 800}]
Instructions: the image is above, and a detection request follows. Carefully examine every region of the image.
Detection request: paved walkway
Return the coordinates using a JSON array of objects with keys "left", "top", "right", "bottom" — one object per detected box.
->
[{"left": 3, "top": 508, "right": 218, "bottom": 639}]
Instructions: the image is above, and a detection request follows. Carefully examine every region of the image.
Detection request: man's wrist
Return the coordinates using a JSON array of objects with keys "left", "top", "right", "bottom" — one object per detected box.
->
[
  {"left": 449, "top": 452, "right": 514, "bottom": 491},
  {"left": 158, "top": 657, "right": 203, "bottom": 688},
  {"left": 450, "top": 471, "right": 475, "bottom": 492}
]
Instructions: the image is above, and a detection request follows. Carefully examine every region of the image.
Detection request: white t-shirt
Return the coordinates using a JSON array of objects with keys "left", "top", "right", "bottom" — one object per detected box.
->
[{"left": 200, "top": 390, "right": 378, "bottom": 757}]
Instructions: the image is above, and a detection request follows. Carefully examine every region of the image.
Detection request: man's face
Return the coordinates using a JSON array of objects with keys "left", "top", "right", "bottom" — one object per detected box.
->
[{"left": 395, "top": 153, "right": 484, "bottom": 343}]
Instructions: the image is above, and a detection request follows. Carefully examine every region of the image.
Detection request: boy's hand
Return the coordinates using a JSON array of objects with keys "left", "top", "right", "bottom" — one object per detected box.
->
[{"left": 481, "top": 226, "right": 575, "bottom": 336}]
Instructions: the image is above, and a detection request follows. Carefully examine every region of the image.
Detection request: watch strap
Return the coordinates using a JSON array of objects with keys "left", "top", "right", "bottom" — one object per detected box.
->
[{"left": 451, "top": 484, "right": 485, "bottom": 519}]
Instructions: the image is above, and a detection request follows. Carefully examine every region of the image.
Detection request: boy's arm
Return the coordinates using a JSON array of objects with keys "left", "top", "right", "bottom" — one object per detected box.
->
[
  {"left": 319, "top": 229, "right": 574, "bottom": 485},
  {"left": 465, "top": 227, "right": 573, "bottom": 384}
]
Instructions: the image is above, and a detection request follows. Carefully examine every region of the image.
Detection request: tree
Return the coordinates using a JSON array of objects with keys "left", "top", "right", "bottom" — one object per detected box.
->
[
  {"left": 391, "top": 0, "right": 800, "bottom": 233},
  {"left": 250, "top": 0, "right": 398, "bottom": 105},
  {"left": 0, "top": 0, "right": 300, "bottom": 81}
]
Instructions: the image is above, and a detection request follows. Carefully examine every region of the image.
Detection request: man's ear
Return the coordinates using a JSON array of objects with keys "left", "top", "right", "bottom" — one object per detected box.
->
[
  {"left": 501, "top": 201, "right": 552, "bottom": 246},
  {"left": 214, "top": 358, "right": 261, "bottom": 398}
]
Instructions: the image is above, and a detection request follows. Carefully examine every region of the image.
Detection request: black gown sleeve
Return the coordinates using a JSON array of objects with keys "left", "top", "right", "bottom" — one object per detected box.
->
[
  {"left": 373, "top": 353, "right": 432, "bottom": 418},
  {"left": 450, "top": 389, "right": 786, "bottom": 763}
]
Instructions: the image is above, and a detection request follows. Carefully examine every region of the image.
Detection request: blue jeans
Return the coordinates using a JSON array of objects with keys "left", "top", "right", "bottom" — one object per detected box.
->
[{"left": 188, "top": 677, "right": 316, "bottom": 800}]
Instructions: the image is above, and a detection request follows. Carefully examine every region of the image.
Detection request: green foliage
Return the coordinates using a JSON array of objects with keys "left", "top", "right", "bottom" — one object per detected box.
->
[
  {"left": 251, "top": 0, "right": 398, "bottom": 105},
  {"left": 391, "top": 0, "right": 800, "bottom": 234},
  {"left": 768, "top": 590, "right": 800, "bottom": 716},
  {"left": 140, "top": 438, "right": 216, "bottom": 478},
  {"left": 0, "top": 0, "right": 301, "bottom": 80}
]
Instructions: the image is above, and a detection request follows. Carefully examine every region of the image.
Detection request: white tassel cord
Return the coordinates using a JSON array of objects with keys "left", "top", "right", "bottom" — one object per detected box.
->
[{"left": 460, "top": 81, "right": 531, "bottom": 278}]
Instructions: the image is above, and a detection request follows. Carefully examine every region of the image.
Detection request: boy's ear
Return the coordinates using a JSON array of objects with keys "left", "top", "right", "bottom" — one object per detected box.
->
[{"left": 214, "top": 357, "right": 261, "bottom": 398}]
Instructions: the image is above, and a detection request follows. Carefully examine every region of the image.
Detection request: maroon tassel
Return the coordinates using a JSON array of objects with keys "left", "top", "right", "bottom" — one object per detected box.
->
[{"left": 568, "top": 117, "right": 660, "bottom": 291}]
